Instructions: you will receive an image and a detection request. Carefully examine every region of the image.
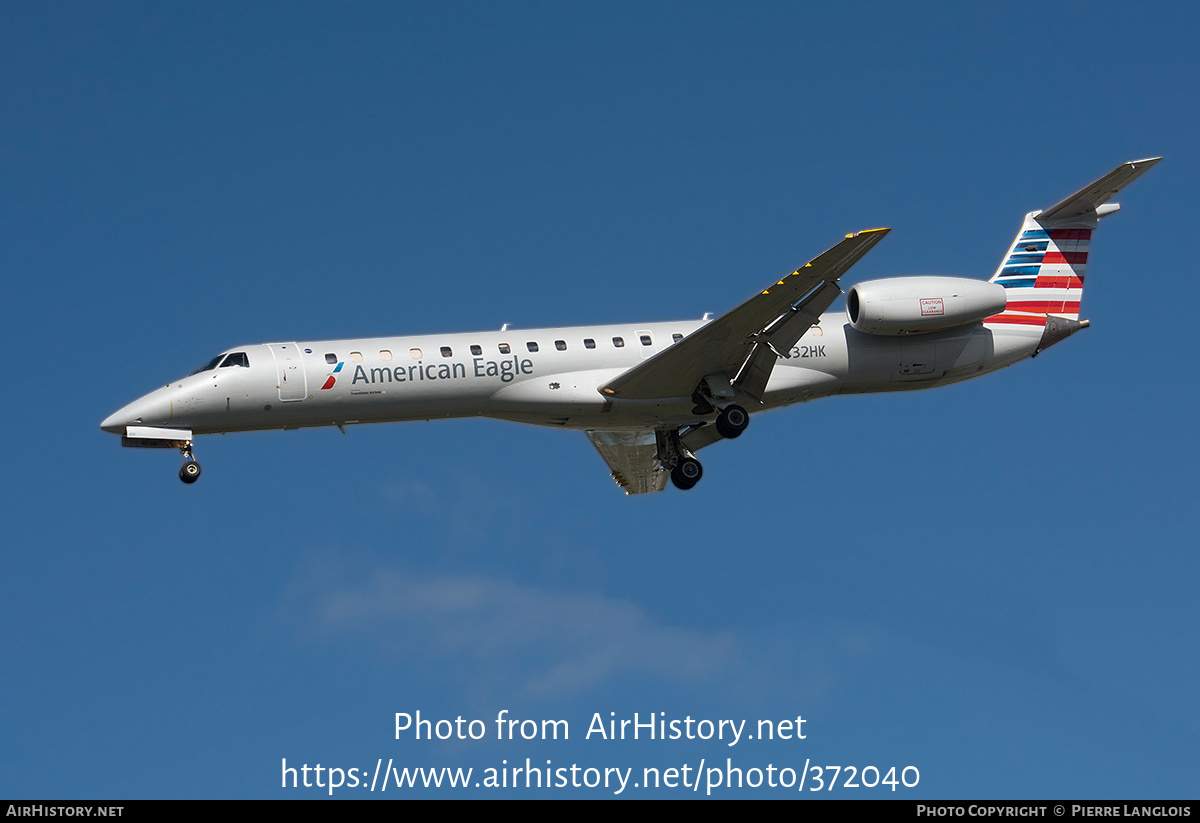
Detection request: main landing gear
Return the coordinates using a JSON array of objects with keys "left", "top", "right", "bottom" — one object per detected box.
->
[
  {"left": 670, "top": 456, "right": 703, "bottom": 490},
  {"left": 715, "top": 404, "right": 748, "bottom": 439},
  {"left": 179, "top": 443, "right": 201, "bottom": 484},
  {"left": 666, "top": 403, "right": 751, "bottom": 491}
]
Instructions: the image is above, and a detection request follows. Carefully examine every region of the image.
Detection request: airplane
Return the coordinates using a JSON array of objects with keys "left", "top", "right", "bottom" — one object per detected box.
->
[{"left": 101, "top": 158, "right": 1159, "bottom": 493}]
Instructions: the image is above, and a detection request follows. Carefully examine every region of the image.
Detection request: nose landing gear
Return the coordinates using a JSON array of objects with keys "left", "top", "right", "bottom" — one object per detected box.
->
[
  {"left": 179, "top": 443, "right": 201, "bottom": 484},
  {"left": 180, "top": 461, "right": 201, "bottom": 484}
]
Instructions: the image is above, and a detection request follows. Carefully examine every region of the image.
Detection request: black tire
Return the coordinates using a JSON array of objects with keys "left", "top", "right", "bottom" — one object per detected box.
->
[
  {"left": 670, "top": 456, "right": 703, "bottom": 490},
  {"left": 715, "top": 404, "right": 749, "bottom": 439},
  {"left": 180, "top": 461, "right": 201, "bottom": 484}
]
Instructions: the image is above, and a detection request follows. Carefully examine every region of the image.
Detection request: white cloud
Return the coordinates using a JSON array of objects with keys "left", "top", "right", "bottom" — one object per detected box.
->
[{"left": 307, "top": 568, "right": 741, "bottom": 699}]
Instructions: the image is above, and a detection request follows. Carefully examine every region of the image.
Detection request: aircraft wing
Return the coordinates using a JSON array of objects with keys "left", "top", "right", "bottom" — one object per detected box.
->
[{"left": 600, "top": 228, "right": 889, "bottom": 402}]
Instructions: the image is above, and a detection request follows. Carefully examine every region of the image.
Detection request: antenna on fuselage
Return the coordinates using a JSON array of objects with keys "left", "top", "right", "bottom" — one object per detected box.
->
[{"left": 501, "top": 323, "right": 509, "bottom": 331}]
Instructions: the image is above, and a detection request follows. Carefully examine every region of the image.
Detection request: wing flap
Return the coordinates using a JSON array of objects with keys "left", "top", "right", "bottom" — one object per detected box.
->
[
  {"left": 735, "top": 279, "right": 842, "bottom": 401},
  {"left": 586, "top": 430, "right": 669, "bottom": 494}
]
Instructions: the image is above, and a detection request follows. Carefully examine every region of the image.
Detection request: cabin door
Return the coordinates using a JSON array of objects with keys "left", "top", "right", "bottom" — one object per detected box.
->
[{"left": 268, "top": 343, "right": 309, "bottom": 401}]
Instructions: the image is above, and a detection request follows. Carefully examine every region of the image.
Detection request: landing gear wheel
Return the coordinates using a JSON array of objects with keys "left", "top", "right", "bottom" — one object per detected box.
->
[
  {"left": 180, "top": 461, "right": 201, "bottom": 484},
  {"left": 670, "top": 456, "right": 703, "bottom": 490},
  {"left": 715, "top": 404, "right": 749, "bottom": 439}
]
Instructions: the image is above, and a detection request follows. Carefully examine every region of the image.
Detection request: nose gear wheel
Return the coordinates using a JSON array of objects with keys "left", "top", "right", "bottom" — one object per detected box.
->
[{"left": 179, "top": 443, "right": 201, "bottom": 484}]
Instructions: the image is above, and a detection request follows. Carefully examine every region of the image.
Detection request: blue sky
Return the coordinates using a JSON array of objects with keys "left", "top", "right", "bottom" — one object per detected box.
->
[{"left": 2, "top": 2, "right": 1197, "bottom": 798}]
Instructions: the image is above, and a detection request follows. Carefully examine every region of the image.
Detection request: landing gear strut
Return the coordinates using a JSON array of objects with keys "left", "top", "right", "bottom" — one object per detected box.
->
[
  {"left": 179, "top": 443, "right": 201, "bottom": 484},
  {"left": 661, "top": 429, "right": 703, "bottom": 491}
]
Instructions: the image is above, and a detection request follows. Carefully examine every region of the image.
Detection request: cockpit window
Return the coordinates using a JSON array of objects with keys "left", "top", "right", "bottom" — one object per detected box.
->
[
  {"left": 220, "top": 352, "right": 249, "bottom": 368},
  {"left": 190, "top": 354, "right": 225, "bottom": 375}
]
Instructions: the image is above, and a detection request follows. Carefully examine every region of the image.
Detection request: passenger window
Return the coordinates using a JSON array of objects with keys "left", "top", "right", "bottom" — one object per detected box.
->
[
  {"left": 613, "top": 337, "right": 625, "bottom": 348},
  {"left": 380, "top": 350, "right": 393, "bottom": 361},
  {"left": 673, "top": 333, "right": 683, "bottom": 343},
  {"left": 350, "top": 351, "right": 363, "bottom": 362},
  {"left": 470, "top": 344, "right": 482, "bottom": 355},
  {"left": 640, "top": 335, "right": 652, "bottom": 347},
  {"left": 555, "top": 340, "right": 567, "bottom": 351},
  {"left": 324, "top": 353, "right": 337, "bottom": 364},
  {"left": 409, "top": 348, "right": 422, "bottom": 359},
  {"left": 441, "top": 346, "right": 453, "bottom": 358},
  {"left": 527, "top": 342, "right": 539, "bottom": 352},
  {"left": 584, "top": 338, "right": 596, "bottom": 349},
  {"left": 499, "top": 343, "right": 511, "bottom": 354}
]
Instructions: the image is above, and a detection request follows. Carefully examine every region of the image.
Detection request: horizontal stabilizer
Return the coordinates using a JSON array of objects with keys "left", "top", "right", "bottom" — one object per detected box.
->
[{"left": 1038, "top": 157, "right": 1161, "bottom": 221}]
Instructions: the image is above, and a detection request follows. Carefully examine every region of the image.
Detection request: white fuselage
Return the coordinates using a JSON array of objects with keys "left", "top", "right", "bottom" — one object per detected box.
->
[{"left": 101, "top": 314, "right": 1041, "bottom": 437}]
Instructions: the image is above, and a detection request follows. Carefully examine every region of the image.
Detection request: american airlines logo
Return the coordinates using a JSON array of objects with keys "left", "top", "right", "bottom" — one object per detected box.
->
[{"left": 321, "top": 362, "right": 343, "bottom": 390}]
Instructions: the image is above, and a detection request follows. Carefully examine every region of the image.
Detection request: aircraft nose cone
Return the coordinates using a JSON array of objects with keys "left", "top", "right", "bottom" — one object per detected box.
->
[
  {"left": 102, "top": 385, "right": 179, "bottom": 434},
  {"left": 101, "top": 409, "right": 126, "bottom": 434}
]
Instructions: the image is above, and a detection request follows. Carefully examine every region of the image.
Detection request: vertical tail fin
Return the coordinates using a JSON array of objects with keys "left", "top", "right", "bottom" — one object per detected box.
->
[
  {"left": 990, "top": 215, "right": 1093, "bottom": 321},
  {"left": 988, "top": 158, "right": 1160, "bottom": 327}
]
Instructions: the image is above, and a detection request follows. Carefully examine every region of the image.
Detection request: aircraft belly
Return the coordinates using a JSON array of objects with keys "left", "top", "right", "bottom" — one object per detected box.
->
[
  {"left": 987, "top": 328, "right": 1040, "bottom": 367},
  {"left": 761, "top": 366, "right": 840, "bottom": 407},
  {"left": 487, "top": 368, "right": 627, "bottom": 426},
  {"left": 488, "top": 401, "right": 698, "bottom": 430}
]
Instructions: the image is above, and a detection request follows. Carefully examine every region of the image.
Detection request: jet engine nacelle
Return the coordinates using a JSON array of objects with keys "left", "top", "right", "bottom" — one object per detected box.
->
[{"left": 846, "top": 276, "right": 1007, "bottom": 335}]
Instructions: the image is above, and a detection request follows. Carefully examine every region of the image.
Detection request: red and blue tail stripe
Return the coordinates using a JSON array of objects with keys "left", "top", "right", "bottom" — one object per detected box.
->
[{"left": 986, "top": 216, "right": 1091, "bottom": 327}]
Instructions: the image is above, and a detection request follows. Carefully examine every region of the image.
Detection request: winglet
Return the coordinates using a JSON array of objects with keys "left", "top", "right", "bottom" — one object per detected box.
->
[{"left": 1038, "top": 157, "right": 1161, "bottom": 221}]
